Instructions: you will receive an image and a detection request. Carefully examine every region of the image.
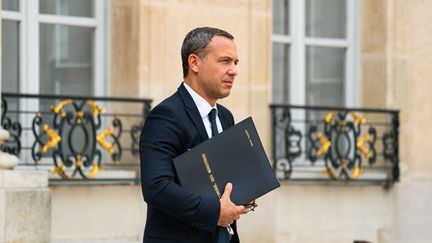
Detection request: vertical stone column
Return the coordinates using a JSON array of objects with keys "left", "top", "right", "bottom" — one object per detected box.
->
[
  {"left": 0, "top": 171, "right": 51, "bottom": 243},
  {"left": 0, "top": 132, "right": 19, "bottom": 169},
  {"left": 0, "top": 2, "right": 51, "bottom": 243},
  {"left": 0, "top": 0, "right": 19, "bottom": 169}
]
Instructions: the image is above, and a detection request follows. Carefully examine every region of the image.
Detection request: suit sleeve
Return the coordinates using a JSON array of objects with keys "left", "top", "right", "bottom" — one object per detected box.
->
[{"left": 139, "top": 104, "right": 220, "bottom": 232}]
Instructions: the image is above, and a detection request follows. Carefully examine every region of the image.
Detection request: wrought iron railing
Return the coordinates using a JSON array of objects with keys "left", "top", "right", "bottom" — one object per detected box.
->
[
  {"left": 1, "top": 93, "right": 151, "bottom": 184},
  {"left": 270, "top": 104, "right": 399, "bottom": 187}
]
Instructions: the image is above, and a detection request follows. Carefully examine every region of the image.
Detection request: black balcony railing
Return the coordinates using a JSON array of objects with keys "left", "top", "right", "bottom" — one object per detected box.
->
[
  {"left": 1, "top": 93, "right": 151, "bottom": 184},
  {"left": 270, "top": 104, "right": 399, "bottom": 187}
]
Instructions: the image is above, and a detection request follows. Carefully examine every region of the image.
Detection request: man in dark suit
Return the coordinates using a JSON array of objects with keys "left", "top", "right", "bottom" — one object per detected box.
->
[{"left": 139, "top": 27, "right": 247, "bottom": 242}]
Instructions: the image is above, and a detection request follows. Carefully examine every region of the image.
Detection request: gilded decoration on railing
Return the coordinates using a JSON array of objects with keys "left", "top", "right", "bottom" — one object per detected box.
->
[
  {"left": 96, "top": 117, "right": 122, "bottom": 162},
  {"left": 273, "top": 108, "right": 302, "bottom": 179},
  {"left": 308, "top": 112, "right": 377, "bottom": 180},
  {"left": 130, "top": 123, "right": 142, "bottom": 156},
  {"left": 40, "top": 122, "right": 61, "bottom": 155},
  {"left": 383, "top": 113, "right": 400, "bottom": 181},
  {"left": 97, "top": 126, "right": 116, "bottom": 153},
  {"left": 0, "top": 97, "right": 22, "bottom": 156},
  {"left": 32, "top": 99, "right": 122, "bottom": 179},
  {"left": 130, "top": 102, "right": 150, "bottom": 156},
  {"left": 270, "top": 104, "right": 400, "bottom": 184}
]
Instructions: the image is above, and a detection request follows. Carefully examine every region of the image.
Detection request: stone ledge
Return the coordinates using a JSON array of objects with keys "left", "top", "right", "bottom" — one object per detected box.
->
[{"left": 0, "top": 170, "right": 49, "bottom": 189}]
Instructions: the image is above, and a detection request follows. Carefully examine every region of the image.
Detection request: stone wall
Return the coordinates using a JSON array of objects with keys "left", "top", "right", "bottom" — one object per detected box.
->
[
  {"left": 50, "top": 185, "right": 146, "bottom": 242},
  {"left": 47, "top": 0, "right": 432, "bottom": 242},
  {"left": 361, "top": 1, "right": 432, "bottom": 242},
  {"left": 0, "top": 171, "right": 51, "bottom": 243},
  {"left": 110, "top": 0, "right": 272, "bottom": 152}
]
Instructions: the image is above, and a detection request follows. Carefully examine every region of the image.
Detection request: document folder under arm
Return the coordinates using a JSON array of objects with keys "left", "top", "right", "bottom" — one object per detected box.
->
[{"left": 173, "top": 117, "right": 280, "bottom": 205}]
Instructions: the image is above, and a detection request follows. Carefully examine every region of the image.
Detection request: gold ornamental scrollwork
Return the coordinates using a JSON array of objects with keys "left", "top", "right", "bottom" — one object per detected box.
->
[
  {"left": 33, "top": 98, "right": 121, "bottom": 179},
  {"left": 86, "top": 100, "right": 106, "bottom": 117},
  {"left": 97, "top": 126, "right": 115, "bottom": 154},
  {"left": 51, "top": 99, "right": 73, "bottom": 117},
  {"left": 357, "top": 134, "right": 374, "bottom": 158},
  {"left": 51, "top": 154, "right": 100, "bottom": 179},
  {"left": 314, "top": 132, "right": 331, "bottom": 157},
  {"left": 40, "top": 124, "right": 61, "bottom": 154},
  {"left": 315, "top": 111, "right": 369, "bottom": 180}
]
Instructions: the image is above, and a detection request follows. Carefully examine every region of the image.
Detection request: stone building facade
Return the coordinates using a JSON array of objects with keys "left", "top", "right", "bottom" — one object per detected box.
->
[{"left": 1, "top": 0, "right": 432, "bottom": 242}]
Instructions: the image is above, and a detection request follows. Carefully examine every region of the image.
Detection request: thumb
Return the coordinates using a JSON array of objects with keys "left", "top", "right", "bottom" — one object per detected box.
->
[{"left": 222, "top": 182, "right": 233, "bottom": 199}]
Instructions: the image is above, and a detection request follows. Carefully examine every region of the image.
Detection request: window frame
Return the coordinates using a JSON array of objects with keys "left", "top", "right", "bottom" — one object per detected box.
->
[
  {"left": 272, "top": 0, "right": 359, "bottom": 107},
  {"left": 2, "top": 0, "right": 108, "bottom": 165},
  {"left": 1, "top": 0, "right": 107, "bottom": 97}
]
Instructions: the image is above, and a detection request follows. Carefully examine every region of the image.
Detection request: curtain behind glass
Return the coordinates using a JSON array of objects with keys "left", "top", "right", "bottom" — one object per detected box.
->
[
  {"left": 306, "top": 46, "right": 345, "bottom": 107},
  {"left": 306, "top": 0, "right": 346, "bottom": 38},
  {"left": 273, "top": 0, "right": 290, "bottom": 35},
  {"left": 39, "top": 0, "right": 94, "bottom": 17},
  {"left": 1, "top": 20, "right": 20, "bottom": 93},
  {"left": 39, "top": 24, "right": 94, "bottom": 96},
  {"left": 2, "top": 0, "right": 19, "bottom": 11},
  {"left": 272, "top": 43, "right": 290, "bottom": 104}
]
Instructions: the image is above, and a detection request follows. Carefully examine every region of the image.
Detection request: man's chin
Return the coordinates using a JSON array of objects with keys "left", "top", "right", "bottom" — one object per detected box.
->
[{"left": 218, "top": 92, "right": 231, "bottom": 100}]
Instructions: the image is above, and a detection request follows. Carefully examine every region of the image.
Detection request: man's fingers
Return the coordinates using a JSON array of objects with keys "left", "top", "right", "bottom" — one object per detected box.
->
[
  {"left": 221, "top": 182, "right": 233, "bottom": 199},
  {"left": 236, "top": 205, "right": 246, "bottom": 214}
]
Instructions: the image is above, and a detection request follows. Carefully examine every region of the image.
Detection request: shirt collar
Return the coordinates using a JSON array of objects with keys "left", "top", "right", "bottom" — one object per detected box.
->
[{"left": 183, "top": 82, "right": 217, "bottom": 119}]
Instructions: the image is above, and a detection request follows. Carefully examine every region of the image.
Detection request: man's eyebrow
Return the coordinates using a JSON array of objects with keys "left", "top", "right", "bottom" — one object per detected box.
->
[{"left": 218, "top": 56, "right": 240, "bottom": 63}]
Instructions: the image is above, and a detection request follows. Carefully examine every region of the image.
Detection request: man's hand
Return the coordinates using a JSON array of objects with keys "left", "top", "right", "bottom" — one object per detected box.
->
[{"left": 217, "top": 183, "right": 246, "bottom": 227}]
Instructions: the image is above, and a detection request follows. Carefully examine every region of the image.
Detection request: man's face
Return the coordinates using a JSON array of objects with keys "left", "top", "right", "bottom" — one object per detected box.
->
[{"left": 195, "top": 35, "right": 239, "bottom": 105}]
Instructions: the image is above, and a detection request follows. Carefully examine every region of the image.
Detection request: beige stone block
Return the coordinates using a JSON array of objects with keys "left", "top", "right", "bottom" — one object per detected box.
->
[
  {"left": 0, "top": 171, "right": 48, "bottom": 189},
  {"left": 361, "top": 0, "right": 388, "bottom": 53},
  {"left": 0, "top": 191, "right": 5, "bottom": 241},
  {"left": 238, "top": 189, "right": 277, "bottom": 243},
  {"left": 275, "top": 183, "right": 393, "bottom": 243},
  {"left": 110, "top": 0, "right": 141, "bottom": 98},
  {"left": 393, "top": 178, "right": 432, "bottom": 243},
  {"left": 387, "top": 58, "right": 409, "bottom": 109},
  {"left": 51, "top": 185, "right": 146, "bottom": 241},
  {"left": 1, "top": 171, "right": 50, "bottom": 242},
  {"left": 249, "top": 88, "right": 271, "bottom": 153},
  {"left": 134, "top": 0, "right": 260, "bottom": 109},
  {"left": 405, "top": 1, "right": 432, "bottom": 60},
  {"left": 4, "top": 189, "right": 51, "bottom": 243},
  {"left": 399, "top": 61, "right": 432, "bottom": 175},
  {"left": 361, "top": 56, "right": 388, "bottom": 108}
]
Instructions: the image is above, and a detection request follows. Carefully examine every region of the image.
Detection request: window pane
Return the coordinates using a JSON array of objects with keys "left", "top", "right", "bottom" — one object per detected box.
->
[
  {"left": 273, "top": 0, "right": 289, "bottom": 35},
  {"left": 305, "top": 0, "right": 346, "bottom": 38},
  {"left": 306, "top": 46, "right": 345, "bottom": 106},
  {"left": 39, "top": 0, "right": 94, "bottom": 17},
  {"left": 272, "top": 43, "right": 290, "bottom": 103},
  {"left": 39, "top": 24, "right": 94, "bottom": 96},
  {"left": 1, "top": 20, "right": 20, "bottom": 93},
  {"left": 2, "top": 0, "right": 19, "bottom": 11}
]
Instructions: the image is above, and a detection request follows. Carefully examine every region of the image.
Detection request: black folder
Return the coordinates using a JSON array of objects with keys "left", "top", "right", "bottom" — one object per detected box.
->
[{"left": 173, "top": 117, "right": 280, "bottom": 205}]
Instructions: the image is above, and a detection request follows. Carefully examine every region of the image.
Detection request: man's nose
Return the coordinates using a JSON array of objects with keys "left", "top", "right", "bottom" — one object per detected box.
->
[{"left": 228, "top": 64, "right": 238, "bottom": 76}]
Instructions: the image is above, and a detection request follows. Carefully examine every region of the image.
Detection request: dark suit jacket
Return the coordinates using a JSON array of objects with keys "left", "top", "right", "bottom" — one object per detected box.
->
[{"left": 140, "top": 84, "right": 240, "bottom": 243}]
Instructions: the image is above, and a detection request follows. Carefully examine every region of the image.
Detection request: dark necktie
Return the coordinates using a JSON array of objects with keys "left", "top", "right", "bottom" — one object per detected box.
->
[
  {"left": 209, "top": 108, "right": 229, "bottom": 242},
  {"left": 208, "top": 108, "right": 218, "bottom": 137}
]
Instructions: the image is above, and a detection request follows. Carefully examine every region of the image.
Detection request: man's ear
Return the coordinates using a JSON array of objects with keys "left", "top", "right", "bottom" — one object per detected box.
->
[{"left": 188, "top": 54, "right": 201, "bottom": 74}]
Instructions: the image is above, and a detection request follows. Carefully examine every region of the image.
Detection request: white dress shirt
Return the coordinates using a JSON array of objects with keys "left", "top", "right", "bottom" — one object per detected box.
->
[{"left": 183, "top": 83, "right": 223, "bottom": 138}]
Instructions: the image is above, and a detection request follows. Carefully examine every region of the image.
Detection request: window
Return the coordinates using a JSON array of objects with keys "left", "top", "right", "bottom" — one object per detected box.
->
[
  {"left": 1, "top": 0, "right": 107, "bottom": 96},
  {"left": 272, "top": 0, "right": 358, "bottom": 107},
  {"left": 2, "top": 0, "right": 21, "bottom": 93}
]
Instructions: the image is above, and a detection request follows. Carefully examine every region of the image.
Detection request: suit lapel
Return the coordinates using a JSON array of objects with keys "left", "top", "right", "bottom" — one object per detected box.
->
[{"left": 178, "top": 84, "right": 209, "bottom": 142}]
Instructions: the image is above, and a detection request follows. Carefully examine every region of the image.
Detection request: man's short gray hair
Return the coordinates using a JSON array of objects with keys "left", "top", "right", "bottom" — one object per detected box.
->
[{"left": 181, "top": 27, "right": 234, "bottom": 78}]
